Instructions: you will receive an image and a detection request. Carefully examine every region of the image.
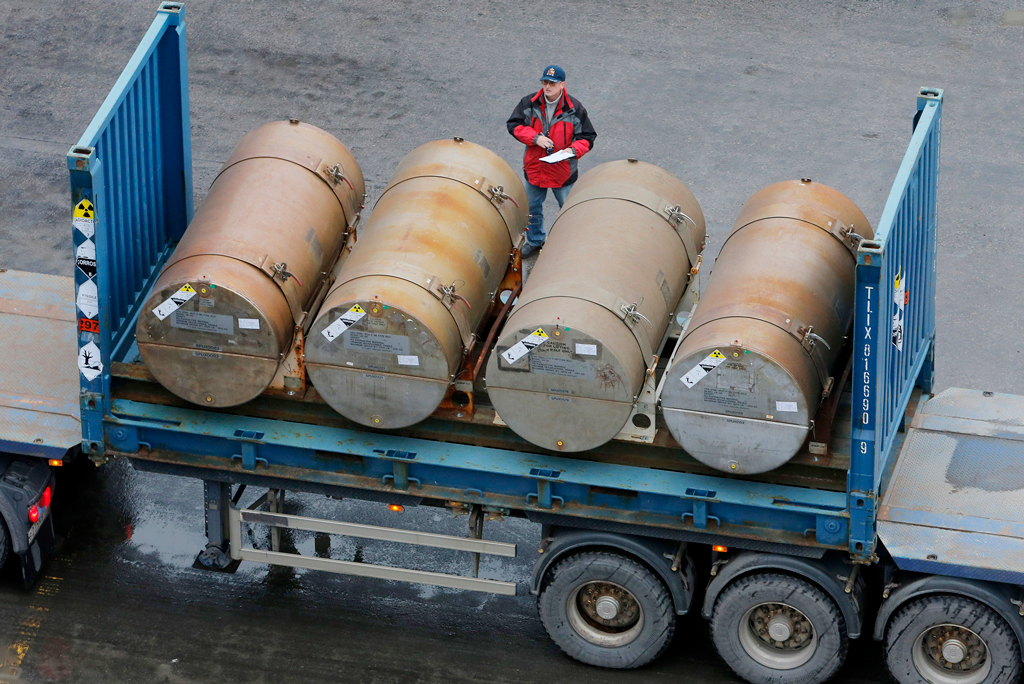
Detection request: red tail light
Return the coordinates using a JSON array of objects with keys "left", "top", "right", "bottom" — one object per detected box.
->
[
  {"left": 41, "top": 486, "right": 51, "bottom": 508},
  {"left": 28, "top": 506, "right": 39, "bottom": 524}
]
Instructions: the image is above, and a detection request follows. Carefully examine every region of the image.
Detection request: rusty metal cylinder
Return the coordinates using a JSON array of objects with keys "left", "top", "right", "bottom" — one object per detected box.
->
[
  {"left": 486, "top": 160, "right": 706, "bottom": 452},
  {"left": 306, "top": 138, "right": 527, "bottom": 429},
  {"left": 137, "top": 120, "right": 364, "bottom": 407},
  {"left": 661, "top": 179, "right": 873, "bottom": 474}
]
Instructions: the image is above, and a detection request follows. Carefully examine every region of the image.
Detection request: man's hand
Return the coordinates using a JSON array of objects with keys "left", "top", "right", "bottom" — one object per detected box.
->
[{"left": 535, "top": 135, "right": 554, "bottom": 149}]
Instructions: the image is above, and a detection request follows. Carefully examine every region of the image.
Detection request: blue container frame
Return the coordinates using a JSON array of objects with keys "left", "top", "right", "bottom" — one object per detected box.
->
[
  {"left": 67, "top": 2, "right": 193, "bottom": 459},
  {"left": 849, "top": 88, "right": 942, "bottom": 561},
  {"left": 69, "top": 6, "right": 943, "bottom": 561}
]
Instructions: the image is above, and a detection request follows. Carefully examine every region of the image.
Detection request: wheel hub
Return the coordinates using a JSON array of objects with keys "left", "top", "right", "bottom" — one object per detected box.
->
[
  {"left": 576, "top": 582, "right": 640, "bottom": 630},
  {"left": 767, "top": 615, "right": 794, "bottom": 641},
  {"left": 750, "top": 603, "right": 813, "bottom": 651},
  {"left": 921, "top": 625, "right": 988, "bottom": 674},
  {"left": 595, "top": 595, "right": 620, "bottom": 620}
]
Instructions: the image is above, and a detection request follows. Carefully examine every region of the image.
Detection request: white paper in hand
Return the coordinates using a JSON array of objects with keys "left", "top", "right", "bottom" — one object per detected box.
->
[{"left": 540, "top": 149, "right": 574, "bottom": 163}]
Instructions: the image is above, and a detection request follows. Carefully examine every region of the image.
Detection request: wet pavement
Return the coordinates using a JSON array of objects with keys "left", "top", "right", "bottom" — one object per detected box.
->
[
  {"left": 1, "top": 0, "right": 1023, "bottom": 681},
  {"left": 0, "top": 459, "right": 890, "bottom": 683}
]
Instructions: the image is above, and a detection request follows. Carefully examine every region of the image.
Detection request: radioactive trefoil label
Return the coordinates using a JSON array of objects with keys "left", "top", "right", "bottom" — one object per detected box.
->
[
  {"left": 501, "top": 327, "right": 549, "bottom": 364},
  {"left": 680, "top": 349, "right": 726, "bottom": 388},
  {"left": 76, "top": 279, "right": 99, "bottom": 319},
  {"left": 892, "top": 267, "right": 907, "bottom": 351},
  {"left": 152, "top": 283, "right": 197, "bottom": 321},
  {"left": 78, "top": 341, "right": 103, "bottom": 381},
  {"left": 73, "top": 198, "right": 95, "bottom": 238},
  {"left": 321, "top": 304, "right": 367, "bottom": 342}
]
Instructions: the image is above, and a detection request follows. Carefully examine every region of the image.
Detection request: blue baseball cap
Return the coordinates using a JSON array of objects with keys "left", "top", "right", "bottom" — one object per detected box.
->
[{"left": 540, "top": 65, "right": 565, "bottom": 83}]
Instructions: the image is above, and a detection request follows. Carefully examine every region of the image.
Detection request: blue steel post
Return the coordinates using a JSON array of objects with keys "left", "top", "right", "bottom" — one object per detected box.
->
[
  {"left": 849, "top": 88, "right": 943, "bottom": 561},
  {"left": 67, "top": 2, "right": 193, "bottom": 459}
]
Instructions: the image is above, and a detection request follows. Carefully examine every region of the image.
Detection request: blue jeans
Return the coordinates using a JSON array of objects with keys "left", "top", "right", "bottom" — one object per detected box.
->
[{"left": 525, "top": 181, "right": 573, "bottom": 247}]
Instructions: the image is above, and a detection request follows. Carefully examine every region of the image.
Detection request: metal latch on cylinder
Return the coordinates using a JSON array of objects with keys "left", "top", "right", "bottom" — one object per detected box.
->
[
  {"left": 487, "top": 185, "right": 520, "bottom": 208},
  {"left": 270, "top": 261, "right": 302, "bottom": 286},
  {"left": 799, "top": 325, "right": 835, "bottom": 397},
  {"left": 322, "top": 162, "right": 355, "bottom": 190}
]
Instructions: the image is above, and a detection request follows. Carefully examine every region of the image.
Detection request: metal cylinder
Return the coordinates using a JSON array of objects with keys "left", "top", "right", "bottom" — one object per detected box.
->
[
  {"left": 485, "top": 160, "right": 706, "bottom": 452},
  {"left": 137, "top": 120, "right": 364, "bottom": 407},
  {"left": 306, "top": 138, "right": 527, "bottom": 429},
  {"left": 660, "top": 179, "right": 873, "bottom": 474}
]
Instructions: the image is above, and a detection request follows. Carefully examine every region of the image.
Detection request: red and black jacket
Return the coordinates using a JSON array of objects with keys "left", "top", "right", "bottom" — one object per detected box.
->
[{"left": 506, "top": 88, "right": 596, "bottom": 188}]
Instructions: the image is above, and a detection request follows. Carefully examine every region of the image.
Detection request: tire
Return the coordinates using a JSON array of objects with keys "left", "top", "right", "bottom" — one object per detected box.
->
[
  {"left": 0, "top": 517, "right": 8, "bottom": 569},
  {"left": 537, "top": 551, "right": 675, "bottom": 669},
  {"left": 710, "top": 573, "right": 848, "bottom": 684},
  {"left": 884, "top": 595, "right": 1021, "bottom": 684}
]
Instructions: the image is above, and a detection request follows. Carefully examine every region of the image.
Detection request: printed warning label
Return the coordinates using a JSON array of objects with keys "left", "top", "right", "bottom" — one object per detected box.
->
[
  {"left": 78, "top": 340, "right": 103, "bottom": 381},
  {"left": 321, "top": 304, "right": 367, "bottom": 342},
  {"left": 75, "top": 239, "right": 97, "bottom": 279},
  {"left": 501, "top": 328, "right": 549, "bottom": 364},
  {"left": 681, "top": 349, "right": 726, "bottom": 388},
  {"left": 73, "top": 198, "right": 95, "bottom": 238},
  {"left": 530, "top": 355, "right": 594, "bottom": 380},
  {"left": 892, "top": 266, "right": 907, "bottom": 351},
  {"left": 76, "top": 279, "right": 99, "bottom": 319},
  {"left": 344, "top": 330, "right": 410, "bottom": 354},
  {"left": 78, "top": 317, "right": 100, "bottom": 333},
  {"left": 152, "top": 283, "right": 197, "bottom": 321},
  {"left": 171, "top": 310, "right": 234, "bottom": 335}
]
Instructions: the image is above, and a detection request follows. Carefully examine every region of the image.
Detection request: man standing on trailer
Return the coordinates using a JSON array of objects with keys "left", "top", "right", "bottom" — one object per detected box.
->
[{"left": 507, "top": 65, "right": 597, "bottom": 258}]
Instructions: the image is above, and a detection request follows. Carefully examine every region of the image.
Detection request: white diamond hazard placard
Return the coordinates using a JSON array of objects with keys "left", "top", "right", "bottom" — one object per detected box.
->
[
  {"left": 321, "top": 304, "right": 367, "bottom": 342},
  {"left": 78, "top": 341, "right": 103, "bottom": 381},
  {"left": 680, "top": 349, "right": 726, "bottom": 388},
  {"left": 152, "top": 283, "right": 197, "bottom": 321},
  {"left": 501, "top": 327, "right": 549, "bottom": 365},
  {"left": 76, "top": 279, "right": 99, "bottom": 319}
]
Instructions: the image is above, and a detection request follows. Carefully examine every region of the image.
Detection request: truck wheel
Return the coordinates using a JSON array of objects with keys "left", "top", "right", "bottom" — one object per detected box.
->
[
  {"left": 0, "top": 518, "right": 8, "bottom": 568},
  {"left": 884, "top": 595, "right": 1021, "bottom": 684},
  {"left": 537, "top": 551, "right": 675, "bottom": 669},
  {"left": 710, "top": 573, "right": 847, "bottom": 684}
]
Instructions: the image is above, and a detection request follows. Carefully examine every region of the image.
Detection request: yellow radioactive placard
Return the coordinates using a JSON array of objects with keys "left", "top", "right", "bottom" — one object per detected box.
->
[{"left": 74, "top": 199, "right": 94, "bottom": 219}]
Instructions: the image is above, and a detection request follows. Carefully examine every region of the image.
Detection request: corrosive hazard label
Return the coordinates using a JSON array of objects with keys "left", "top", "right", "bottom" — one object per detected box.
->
[
  {"left": 681, "top": 349, "right": 726, "bottom": 388},
  {"left": 76, "top": 239, "right": 97, "bottom": 279},
  {"left": 73, "top": 198, "right": 95, "bottom": 238},
  {"left": 152, "top": 283, "right": 197, "bottom": 321},
  {"left": 501, "top": 327, "right": 549, "bottom": 364},
  {"left": 321, "top": 304, "right": 367, "bottom": 342}
]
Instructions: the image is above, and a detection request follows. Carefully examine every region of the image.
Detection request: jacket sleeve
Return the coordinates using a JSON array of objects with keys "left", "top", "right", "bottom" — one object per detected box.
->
[
  {"left": 569, "top": 101, "right": 596, "bottom": 159},
  {"left": 507, "top": 97, "right": 540, "bottom": 146}
]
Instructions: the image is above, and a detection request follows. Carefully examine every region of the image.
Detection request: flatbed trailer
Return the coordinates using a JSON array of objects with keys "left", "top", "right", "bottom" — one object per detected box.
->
[{"left": 3, "top": 4, "right": 1024, "bottom": 684}]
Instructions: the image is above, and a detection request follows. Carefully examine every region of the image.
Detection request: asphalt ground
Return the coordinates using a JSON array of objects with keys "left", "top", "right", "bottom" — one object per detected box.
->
[{"left": 1, "top": 0, "right": 1023, "bottom": 682}]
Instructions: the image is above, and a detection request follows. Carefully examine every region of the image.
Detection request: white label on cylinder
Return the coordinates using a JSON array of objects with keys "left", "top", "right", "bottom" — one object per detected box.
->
[
  {"left": 501, "top": 328, "right": 549, "bottom": 364},
  {"left": 397, "top": 355, "right": 419, "bottom": 366},
  {"left": 681, "top": 349, "right": 726, "bottom": 388},
  {"left": 152, "top": 283, "right": 197, "bottom": 321},
  {"left": 575, "top": 343, "right": 598, "bottom": 356},
  {"left": 776, "top": 401, "right": 799, "bottom": 412},
  {"left": 321, "top": 304, "right": 367, "bottom": 342},
  {"left": 238, "top": 318, "right": 261, "bottom": 330}
]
